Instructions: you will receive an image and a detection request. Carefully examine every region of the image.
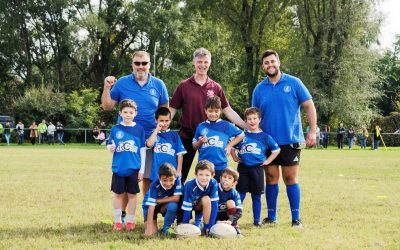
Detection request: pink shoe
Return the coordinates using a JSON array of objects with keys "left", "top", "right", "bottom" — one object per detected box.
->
[
  {"left": 113, "top": 222, "right": 123, "bottom": 231},
  {"left": 125, "top": 222, "right": 136, "bottom": 231}
]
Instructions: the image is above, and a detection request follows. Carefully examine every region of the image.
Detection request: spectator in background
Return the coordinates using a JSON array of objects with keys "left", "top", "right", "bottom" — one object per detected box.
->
[
  {"left": 337, "top": 123, "right": 345, "bottom": 149},
  {"left": 372, "top": 125, "right": 382, "bottom": 150},
  {"left": 359, "top": 126, "right": 368, "bottom": 149},
  {"left": 347, "top": 127, "right": 355, "bottom": 149},
  {"left": 322, "top": 125, "right": 330, "bottom": 148},
  {"left": 47, "top": 121, "right": 56, "bottom": 145},
  {"left": 4, "top": 122, "right": 11, "bottom": 145},
  {"left": 29, "top": 121, "right": 38, "bottom": 145},
  {"left": 0, "top": 122, "right": 4, "bottom": 143},
  {"left": 38, "top": 120, "right": 47, "bottom": 144},
  {"left": 316, "top": 125, "right": 321, "bottom": 148},
  {"left": 56, "top": 121, "right": 65, "bottom": 145},
  {"left": 16, "top": 120, "right": 24, "bottom": 145}
]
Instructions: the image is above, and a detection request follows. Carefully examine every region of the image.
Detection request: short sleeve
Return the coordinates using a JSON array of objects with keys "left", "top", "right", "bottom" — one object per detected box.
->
[{"left": 170, "top": 83, "right": 183, "bottom": 109}]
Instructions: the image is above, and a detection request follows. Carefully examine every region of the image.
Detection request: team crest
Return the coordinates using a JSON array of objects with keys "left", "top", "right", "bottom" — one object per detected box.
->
[
  {"left": 206, "top": 90, "right": 215, "bottom": 97},
  {"left": 201, "top": 128, "right": 208, "bottom": 136},
  {"left": 150, "top": 88, "right": 157, "bottom": 95},
  {"left": 283, "top": 85, "right": 291, "bottom": 93},
  {"left": 116, "top": 131, "right": 124, "bottom": 139}
]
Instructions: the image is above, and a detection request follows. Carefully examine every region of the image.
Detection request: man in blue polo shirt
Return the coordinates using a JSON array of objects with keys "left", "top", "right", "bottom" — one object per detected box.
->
[
  {"left": 102, "top": 51, "right": 169, "bottom": 221},
  {"left": 252, "top": 49, "right": 317, "bottom": 228}
]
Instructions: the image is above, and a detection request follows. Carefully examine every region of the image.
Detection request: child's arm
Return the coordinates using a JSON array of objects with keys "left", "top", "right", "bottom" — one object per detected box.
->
[
  {"left": 176, "top": 154, "right": 183, "bottom": 176},
  {"left": 107, "top": 140, "right": 116, "bottom": 152},
  {"left": 192, "top": 135, "right": 207, "bottom": 150},
  {"left": 144, "top": 206, "right": 157, "bottom": 236},
  {"left": 230, "top": 148, "right": 240, "bottom": 162},
  {"left": 261, "top": 148, "right": 280, "bottom": 166},
  {"left": 156, "top": 195, "right": 180, "bottom": 204},
  {"left": 225, "top": 133, "right": 244, "bottom": 156},
  {"left": 146, "top": 123, "right": 162, "bottom": 148},
  {"left": 138, "top": 147, "right": 146, "bottom": 181}
]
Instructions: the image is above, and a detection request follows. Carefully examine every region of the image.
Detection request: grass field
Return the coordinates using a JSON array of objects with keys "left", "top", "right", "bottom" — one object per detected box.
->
[{"left": 0, "top": 144, "right": 399, "bottom": 249}]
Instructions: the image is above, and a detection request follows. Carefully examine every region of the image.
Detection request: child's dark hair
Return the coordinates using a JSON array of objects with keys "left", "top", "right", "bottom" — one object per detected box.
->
[
  {"left": 119, "top": 99, "right": 137, "bottom": 111},
  {"left": 195, "top": 160, "right": 215, "bottom": 175},
  {"left": 244, "top": 107, "right": 261, "bottom": 119},
  {"left": 222, "top": 167, "right": 239, "bottom": 182},
  {"left": 158, "top": 163, "right": 176, "bottom": 177},
  {"left": 205, "top": 96, "right": 221, "bottom": 110},
  {"left": 155, "top": 107, "right": 171, "bottom": 119}
]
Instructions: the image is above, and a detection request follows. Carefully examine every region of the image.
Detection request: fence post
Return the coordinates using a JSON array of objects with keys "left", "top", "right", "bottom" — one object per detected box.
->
[{"left": 84, "top": 129, "right": 87, "bottom": 144}]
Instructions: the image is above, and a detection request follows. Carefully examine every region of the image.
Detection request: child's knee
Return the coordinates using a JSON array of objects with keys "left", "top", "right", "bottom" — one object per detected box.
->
[
  {"left": 166, "top": 202, "right": 178, "bottom": 211},
  {"left": 226, "top": 200, "right": 235, "bottom": 209},
  {"left": 201, "top": 195, "right": 211, "bottom": 204}
]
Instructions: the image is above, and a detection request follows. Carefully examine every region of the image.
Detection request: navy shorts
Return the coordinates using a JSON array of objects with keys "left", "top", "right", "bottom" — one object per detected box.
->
[
  {"left": 143, "top": 148, "right": 153, "bottom": 179},
  {"left": 214, "top": 170, "right": 224, "bottom": 183},
  {"left": 143, "top": 204, "right": 165, "bottom": 222},
  {"left": 236, "top": 163, "right": 264, "bottom": 195},
  {"left": 111, "top": 170, "right": 140, "bottom": 194},
  {"left": 266, "top": 145, "right": 301, "bottom": 167}
]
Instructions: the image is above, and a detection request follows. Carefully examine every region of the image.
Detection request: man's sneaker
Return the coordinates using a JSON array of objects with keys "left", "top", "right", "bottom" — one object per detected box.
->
[
  {"left": 125, "top": 222, "right": 136, "bottom": 231},
  {"left": 262, "top": 217, "right": 277, "bottom": 226},
  {"left": 161, "top": 227, "right": 175, "bottom": 237},
  {"left": 113, "top": 222, "right": 123, "bottom": 231},
  {"left": 291, "top": 220, "right": 303, "bottom": 228},
  {"left": 253, "top": 222, "right": 263, "bottom": 227}
]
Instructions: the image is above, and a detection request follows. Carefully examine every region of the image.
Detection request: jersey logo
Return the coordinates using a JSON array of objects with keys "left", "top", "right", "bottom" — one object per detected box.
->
[
  {"left": 202, "top": 136, "right": 223, "bottom": 148},
  {"left": 201, "top": 128, "right": 208, "bottom": 136},
  {"left": 284, "top": 85, "right": 291, "bottom": 93},
  {"left": 293, "top": 156, "right": 299, "bottom": 162},
  {"left": 154, "top": 142, "right": 175, "bottom": 156},
  {"left": 239, "top": 143, "right": 261, "bottom": 154},
  {"left": 206, "top": 90, "right": 215, "bottom": 97},
  {"left": 116, "top": 140, "right": 138, "bottom": 153},
  {"left": 116, "top": 131, "right": 124, "bottom": 139},
  {"left": 150, "top": 88, "right": 157, "bottom": 95}
]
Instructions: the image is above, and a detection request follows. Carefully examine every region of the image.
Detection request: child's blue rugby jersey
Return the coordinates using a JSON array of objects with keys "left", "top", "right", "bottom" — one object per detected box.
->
[
  {"left": 150, "top": 130, "right": 186, "bottom": 181},
  {"left": 217, "top": 183, "right": 242, "bottom": 210},
  {"left": 108, "top": 123, "right": 145, "bottom": 176},
  {"left": 237, "top": 130, "right": 280, "bottom": 166},
  {"left": 143, "top": 176, "right": 183, "bottom": 207},
  {"left": 181, "top": 178, "right": 219, "bottom": 211},
  {"left": 193, "top": 119, "right": 243, "bottom": 170}
]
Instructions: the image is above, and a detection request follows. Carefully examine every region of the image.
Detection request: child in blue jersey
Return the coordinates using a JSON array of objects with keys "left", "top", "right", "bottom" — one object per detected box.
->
[
  {"left": 231, "top": 107, "right": 280, "bottom": 226},
  {"left": 143, "top": 163, "right": 182, "bottom": 236},
  {"left": 107, "top": 100, "right": 146, "bottom": 231},
  {"left": 146, "top": 107, "right": 186, "bottom": 181},
  {"left": 217, "top": 167, "right": 243, "bottom": 236},
  {"left": 181, "top": 160, "right": 219, "bottom": 236},
  {"left": 193, "top": 96, "right": 244, "bottom": 182}
]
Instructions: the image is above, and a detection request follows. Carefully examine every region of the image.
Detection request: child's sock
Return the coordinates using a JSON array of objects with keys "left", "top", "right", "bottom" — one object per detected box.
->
[
  {"left": 194, "top": 211, "right": 203, "bottom": 227},
  {"left": 114, "top": 209, "right": 122, "bottom": 223},
  {"left": 251, "top": 194, "right": 262, "bottom": 224},
  {"left": 126, "top": 214, "right": 135, "bottom": 223},
  {"left": 286, "top": 183, "right": 301, "bottom": 221},
  {"left": 163, "top": 202, "right": 178, "bottom": 231},
  {"left": 265, "top": 184, "right": 279, "bottom": 221}
]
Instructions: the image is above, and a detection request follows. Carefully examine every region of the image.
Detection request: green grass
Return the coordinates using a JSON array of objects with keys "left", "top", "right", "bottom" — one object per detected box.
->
[{"left": 1, "top": 144, "right": 399, "bottom": 249}]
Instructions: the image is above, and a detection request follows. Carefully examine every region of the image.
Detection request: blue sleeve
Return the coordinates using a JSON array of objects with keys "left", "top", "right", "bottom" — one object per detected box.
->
[
  {"left": 192, "top": 125, "right": 201, "bottom": 143},
  {"left": 210, "top": 180, "right": 219, "bottom": 202},
  {"left": 181, "top": 184, "right": 194, "bottom": 211},
  {"left": 209, "top": 200, "right": 218, "bottom": 226},
  {"left": 145, "top": 182, "right": 158, "bottom": 206},
  {"left": 234, "top": 190, "right": 242, "bottom": 209},
  {"left": 107, "top": 127, "right": 115, "bottom": 145},
  {"left": 252, "top": 84, "right": 260, "bottom": 107},
  {"left": 175, "top": 133, "right": 187, "bottom": 155},
  {"left": 173, "top": 177, "right": 183, "bottom": 196},
  {"left": 110, "top": 82, "right": 120, "bottom": 102},
  {"left": 159, "top": 80, "right": 169, "bottom": 106},
  {"left": 229, "top": 123, "right": 243, "bottom": 138},
  {"left": 295, "top": 78, "right": 312, "bottom": 104},
  {"left": 266, "top": 134, "right": 280, "bottom": 152}
]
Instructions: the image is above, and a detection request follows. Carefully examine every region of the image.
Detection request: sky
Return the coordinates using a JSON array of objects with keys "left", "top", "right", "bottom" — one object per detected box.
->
[{"left": 378, "top": 0, "right": 400, "bottom": 49}]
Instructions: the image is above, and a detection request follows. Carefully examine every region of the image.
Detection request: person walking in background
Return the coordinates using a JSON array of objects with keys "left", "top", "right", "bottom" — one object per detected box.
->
[
  {"left": 359, "top": 126, "right": 368, "bottom": 149},
  {"left": 47, "top": 121, "right": 56, "bottom": 145},
  {"left": 29, "top": 121, "right": 38, "bottom": 145},
  {"left": 372, "top": 125, "right": 382, "bottom": 150},
  {"left": 322, "top": 125, "right": 330, "bottom": 148},
  {"left": 336, "top": 123, "right": 345, "bottom": 149},
  {"left": 347, "top": 127, "right": 355, "bottom": 149},
  {"left": 56, "top": 121, "right": 65, "bottom": 144},
  {"left": 316, "top": 125, "right": 321, "bottom": 148},
  {"left": 38, "top": 120, "right": 47, "bottom": 144},
  {"left": 4, "top": 122, "right": 11, "bottom": 145},
  {"left": 16, "top": 120, "right": 24, "bottom": 145}
]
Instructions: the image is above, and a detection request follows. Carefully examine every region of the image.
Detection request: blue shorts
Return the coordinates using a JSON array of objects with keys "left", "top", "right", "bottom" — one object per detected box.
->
[
  {"left": 111, "top": 170, "right": 140, "bottom": 194},
  {"left": 236, "top": 163, "right": 264, "bottom": 194}
]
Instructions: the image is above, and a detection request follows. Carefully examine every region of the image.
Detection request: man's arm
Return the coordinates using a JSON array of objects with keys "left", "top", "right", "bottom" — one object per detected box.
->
[
  {"left": 301, "top": 99, "right": 317, "bottom": 146},
  {"left": 101, "top": 76, "right": 118, "bottom": 110},
  {"left": 222, "top": 106, "right": 247, "bottom": 130},
  {"left": 169, "top": 107, "right": 177, "bottom": 120},
  {"left": 159, "top": 103, "right": 169, "bottom": 108}
]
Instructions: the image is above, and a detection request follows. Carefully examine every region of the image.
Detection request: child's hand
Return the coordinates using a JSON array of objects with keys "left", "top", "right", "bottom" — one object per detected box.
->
[
  {"left": 138, "top": 173, "right": 144, "bottom": 182},
  {"left": 199, "top": 136, "right": 208, "bottom": 144},
  {"left": 109, "top": 140, "right": 116, "bottom": 152},
  {"left": 156, "top": 122, "right": 163, "bottom": 131},
  {"left": 225, "top": 145, "right": 232, "bottom": 156},
  {"left": 232, "top": 156, "right": 241, "bottom": 163},
  {"left": 261, "top": 159, "right": 270, "bottom": 166}
]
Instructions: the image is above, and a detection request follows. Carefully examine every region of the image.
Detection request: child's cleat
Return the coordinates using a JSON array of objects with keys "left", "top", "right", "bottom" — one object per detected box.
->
[
  {"left": 162, "top": 227, "right": 175, "bottom": 237},
  {"left": 262, "top": 217, "right": 277, "bottom": 226},
  {"left": 194, "top": 221, "right": 203, "bottom": 229},
  {"left": 125, "top": 222, "right": 136, "bottom": 231},
  {"left": 234, "top": 226, "right": 244, "bottom": 238},
  {"left": 291, "top": 220, "right": 303, "bottom": 228},
  {"left": 253, "top": 222, "right": 263, "bottom": 227},
  {"left": 113, "top": 222, "right": 123, "bottom": 231}
]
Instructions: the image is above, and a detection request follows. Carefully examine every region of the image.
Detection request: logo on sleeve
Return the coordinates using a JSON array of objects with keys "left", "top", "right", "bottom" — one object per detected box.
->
[
  {"left": 207, "top": 90, "right": 215, "bottom": 97},
  {"left": 116, "top": 131, "right": 124, "bottom": 139}
]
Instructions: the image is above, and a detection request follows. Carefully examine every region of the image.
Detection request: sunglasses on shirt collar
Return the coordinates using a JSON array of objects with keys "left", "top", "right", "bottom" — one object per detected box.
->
[{"left": 133, "top": 61, "right": 149, "bottom": 66}]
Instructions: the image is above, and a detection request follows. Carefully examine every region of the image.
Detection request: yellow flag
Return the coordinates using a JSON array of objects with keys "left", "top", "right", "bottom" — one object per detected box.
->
[{"left": 376, "top": 126, "right": 380, "bottom": 137}]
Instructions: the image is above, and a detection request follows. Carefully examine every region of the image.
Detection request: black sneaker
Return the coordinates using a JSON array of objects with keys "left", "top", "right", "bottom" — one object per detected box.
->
[
  {"left": 262, "top": 217, "right": 276, "bottom": 226},
  {"left": 234, "top": 227, "right": 244, "bottom": 238},
  {"left": 291, "top": 220, "right": 303, "bottom": 228},
  {"left": 253, "top": 222, "right": 263, "bottom": 227}
]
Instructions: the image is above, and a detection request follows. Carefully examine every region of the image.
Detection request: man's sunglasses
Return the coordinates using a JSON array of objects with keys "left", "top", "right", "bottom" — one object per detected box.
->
[{"left": 133, "top": 61, "right": 149, "bottom": 66}]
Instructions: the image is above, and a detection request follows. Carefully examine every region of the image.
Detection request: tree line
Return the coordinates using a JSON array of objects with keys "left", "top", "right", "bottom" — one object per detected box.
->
[{"left": 1, "top": 0, "right": 399, "bottom": 132}]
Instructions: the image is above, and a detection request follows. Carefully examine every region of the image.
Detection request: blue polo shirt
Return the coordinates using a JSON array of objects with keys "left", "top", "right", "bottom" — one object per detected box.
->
[
  {"left": 181, "top": 178, "right": 219, "bottom": 211},
  {"left": 252, "top": 72, "right": 312, "bottom": 145},
  {"left": 110, "top": 73, "right": 169, "bottom": 138},
  {"left": 193, "top": 119, "right": 244, "bottom": 170},
  {"left": 107, "top": 122, "right": 146, "bottom": 176},
  {"left": 236, "top": 130, "right": 280, "bottom": 166},
  {"left": 217, "top": 184, "right": 242, "bottom": 210},
  {"left": 143, "top": 176, "right": 183, "bottom": 207}
]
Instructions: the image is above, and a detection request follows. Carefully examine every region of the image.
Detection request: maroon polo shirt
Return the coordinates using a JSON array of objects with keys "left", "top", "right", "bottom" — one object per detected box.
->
[{"left": 170, "top": 75, "right": 230, "bottom": 139}]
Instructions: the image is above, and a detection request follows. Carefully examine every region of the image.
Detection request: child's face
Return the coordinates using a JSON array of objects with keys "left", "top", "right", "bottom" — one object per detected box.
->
[
  {"left": 205, "top": 107, "right": 221, "bottom": 122},
  {"left": 246, "top": 113, "right": 261, "bottom": 131},
  {"left": 196, "top": 169, "right": 213, "bottom": 187},
  {"left": 220, "top": 173, "right": 237, "bottom": 190},
  {"left": 156, "top": 114, "right": 171, "bottom": 131},
  {"left": 119, "top": 107, "right": 137, "bottom": 123},
  {"left": 159, "top": 175, "right": 176, "bottom": 190}
]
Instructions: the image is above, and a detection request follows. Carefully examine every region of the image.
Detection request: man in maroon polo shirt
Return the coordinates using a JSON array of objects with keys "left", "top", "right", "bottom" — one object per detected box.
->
[{"left": 170, "top": 48, "right": 246, "bottom": 183}]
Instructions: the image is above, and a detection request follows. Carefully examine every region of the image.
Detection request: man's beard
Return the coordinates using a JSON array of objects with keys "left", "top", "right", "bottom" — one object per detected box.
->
[{"left": 266, "top": 70, "right": 278, "bottom": 77}]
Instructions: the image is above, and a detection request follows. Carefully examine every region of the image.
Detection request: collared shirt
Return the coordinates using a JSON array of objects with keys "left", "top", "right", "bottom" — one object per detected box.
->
[
  {"left": 252, "top": 72, "right": 312, "bottom": 145},
  {"left": 181, "top": 177, "right": 219, "bottom": 211},
  {"left": 143, "top": 176, "right": 183, "bottom": 207},
  {"left": 217, "top": 183, "right": 242, "bottom": 210},
  {"left": 110, "top": 73, "right": 169, "bottom": 138}
]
